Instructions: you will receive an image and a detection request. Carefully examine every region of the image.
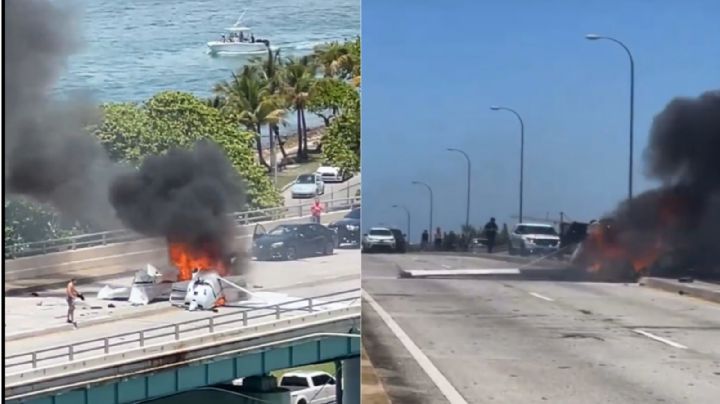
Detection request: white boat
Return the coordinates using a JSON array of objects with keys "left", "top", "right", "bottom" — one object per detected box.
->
[{"left": 207, "top": 14, "right": 268, "bottom": 55}]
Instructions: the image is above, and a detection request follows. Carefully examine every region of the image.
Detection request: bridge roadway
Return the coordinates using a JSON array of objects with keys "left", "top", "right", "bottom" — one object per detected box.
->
[
  {"left": 6, "top": 246, "right": 359, "bottom": 338},
  {"left": 362, "top": 253, "right": 720, "bottom": 404},
  {"left": 5, "top": 249, "right": 360, "bottom": 402}
]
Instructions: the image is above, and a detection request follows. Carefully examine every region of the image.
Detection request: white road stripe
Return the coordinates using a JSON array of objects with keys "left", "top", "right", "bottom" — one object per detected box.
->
[
  {"left": 363, "top": 291, "right": 468, "bottom": 404},
  {"left": 632, "top": 329, "right": 688, "bottom": 349},
  {"left": 529, "top": 292, "right": 554, "bottom": 302},
  {"left": 402, "top": 268, "right": 520, "bottom": 278}
]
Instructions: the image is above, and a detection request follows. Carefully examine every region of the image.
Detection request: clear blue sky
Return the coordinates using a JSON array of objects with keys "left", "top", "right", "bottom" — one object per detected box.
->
[{"left": 361, "top": 0, "right": 720, "bottom": 241}]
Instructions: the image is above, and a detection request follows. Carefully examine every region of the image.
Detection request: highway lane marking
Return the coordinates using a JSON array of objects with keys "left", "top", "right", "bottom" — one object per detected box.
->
[
  {"left": 632, "top": 329, "right": 688, "bottom": 349},
  {"left": 363, "top": 291, "right": 469, "bottom": 404},
  {"left": 529, "top": 292, "right": 554, "bottom": 302}
]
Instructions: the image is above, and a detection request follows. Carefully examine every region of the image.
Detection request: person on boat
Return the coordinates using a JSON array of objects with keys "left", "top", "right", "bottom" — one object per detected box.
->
[
  {"left": 251, "top": 34, "right": 255, "bottom": 43},
  {"left": 221, "top": 34, "right": 226, "bottom": 43},
  {"left": 239, "top": 32, "right": 244, "bottom": 42}
]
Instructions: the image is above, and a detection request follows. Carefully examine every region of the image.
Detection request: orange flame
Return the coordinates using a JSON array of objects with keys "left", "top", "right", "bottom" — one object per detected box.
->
[
  {"left": 584, "top": 222, "right": 664, "bottom": 274},
  {"left": 168, "top": 241, "right": 226, "bottom": 281}
]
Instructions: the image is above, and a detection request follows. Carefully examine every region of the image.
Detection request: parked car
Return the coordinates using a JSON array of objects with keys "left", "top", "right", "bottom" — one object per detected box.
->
[
  {"left": 252, "top": 223, "right": 337, "bottom": 261},
  {"left": 362, "top": 227, "right": 396, "bottom": 253},
  {"left": 315, "top": 166, "right": 348, "bottom": 183},
  {"left": 389, "top": 228, "right": 407, "bottom": 253},
  {"left": 291, "top": 173, "right": 325, "bottom": 199},
  {"left": 279, "top": 371, "right": 337, "bottom": 404},
  {"left": 508, "top": 223, "right": 561, "bottom": 256},
  {"left": 327, "top": 208, "right": 361, "bottom": 247}
]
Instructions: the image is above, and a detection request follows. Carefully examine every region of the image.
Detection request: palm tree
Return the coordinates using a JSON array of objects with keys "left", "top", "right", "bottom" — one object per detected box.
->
[
  {"left": 313, "top": 38, "right": 360, "bottom": 81},
  {"left": 250, "top": 45, "right": 289, "bottom": 161},
  {"left": 214, "top": 66, "right": 285, "bottom": 171},
  {"left": 283, "top": 56, "right": 316, "bottom": 160}
]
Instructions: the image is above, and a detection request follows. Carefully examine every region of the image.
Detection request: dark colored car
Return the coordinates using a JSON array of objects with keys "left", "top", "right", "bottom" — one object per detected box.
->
[
  {"left": 389, "top": 228, "right": 407, "bottom": 253},
  {"left": 252, "top": 223, "right": 337, "bottom": 261},
  {"left": 328, "top": 208, "right": 361, "bottom": 247},
  {"left": 559, "top": 221, "right": 589, "bottom": 257}
]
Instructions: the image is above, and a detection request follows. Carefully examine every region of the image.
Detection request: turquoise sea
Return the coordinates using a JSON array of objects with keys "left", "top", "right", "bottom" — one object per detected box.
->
[{"left": 57, "top": 0, "right": 360, "bottom": 102}]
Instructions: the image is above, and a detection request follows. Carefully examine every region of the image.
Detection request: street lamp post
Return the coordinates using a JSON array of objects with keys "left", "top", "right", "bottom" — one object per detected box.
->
[
  {"left": 585, "top": 33, "right": 635, "bottom": 201},
  {"left": 411, "top": 181, "right": 434, "bottom": 243},
  {"left": 446, "top": 148, "right": 471, "bottom": 231},
  {"left": 490, "top": 106, "right": 525, "bottom": 223},
  {"left": 392, "top": 204, "right": 411, "bottom": 241}
]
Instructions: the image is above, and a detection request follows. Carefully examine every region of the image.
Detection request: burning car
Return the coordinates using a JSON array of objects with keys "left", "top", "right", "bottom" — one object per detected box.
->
[{"left": 569, "top": 219, "right": 662, "bottom": 282}]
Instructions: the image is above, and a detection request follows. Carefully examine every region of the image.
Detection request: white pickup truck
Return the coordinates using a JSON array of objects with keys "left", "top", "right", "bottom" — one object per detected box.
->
[{"left": 278, "top": 371, "right": 337, "bottom": 404}]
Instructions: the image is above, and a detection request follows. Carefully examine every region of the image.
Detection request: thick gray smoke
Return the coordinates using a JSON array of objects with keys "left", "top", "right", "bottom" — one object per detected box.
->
[
  {"left": 109, "top": 141, "right": 245, "bottom": 258},
  {"left": 610, "top": 90, "right": 720, "bottom": 276},
  {"left": 5, "top": 0, "right": 123, "bottom": 229}
]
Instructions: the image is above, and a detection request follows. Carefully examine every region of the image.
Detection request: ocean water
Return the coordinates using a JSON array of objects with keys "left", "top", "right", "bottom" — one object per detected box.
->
[{"left": 58, "top": 0, "right": 360, "bottom": 103}]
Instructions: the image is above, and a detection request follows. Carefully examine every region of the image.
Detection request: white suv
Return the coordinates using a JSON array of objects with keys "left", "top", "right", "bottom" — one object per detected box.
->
[
  {"left": 362, "top": 227, "right": 396, "bottom": 252},
  {"left": 508, "top": 223, "right": 560, "bottom": 256}
]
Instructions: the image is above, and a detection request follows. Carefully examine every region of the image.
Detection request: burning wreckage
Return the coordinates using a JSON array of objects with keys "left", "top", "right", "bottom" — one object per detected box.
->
[
  {"left": 97, "top": 241, "right": 253, "bottom": 310},
  {"left": 565, "top": 90, "right": 720, "bottom": 282}
]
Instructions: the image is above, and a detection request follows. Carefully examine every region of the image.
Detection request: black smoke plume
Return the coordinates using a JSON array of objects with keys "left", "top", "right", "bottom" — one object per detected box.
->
[
  {"left": 4, "top": 0, "right": 123, "bottom": 229},
  {"left": 607, "top": 90, "right": 720, "bottom": 277},
  {"left": 109, "top": 141, "right": 245, "bottom": 259}
]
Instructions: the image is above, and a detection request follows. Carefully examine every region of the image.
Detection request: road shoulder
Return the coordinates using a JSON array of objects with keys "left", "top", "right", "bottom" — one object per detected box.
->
[
  {"left": 362, "top": 345, "right": 392, "bottom": 404},
  {"left": 361, "top": 299, "right": 450, "bottom": 404}
]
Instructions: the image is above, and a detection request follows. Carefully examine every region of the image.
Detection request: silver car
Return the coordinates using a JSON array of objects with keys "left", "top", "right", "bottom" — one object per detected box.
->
[{"left": 291, "top": 173, "right": 325, "bottom": 199}]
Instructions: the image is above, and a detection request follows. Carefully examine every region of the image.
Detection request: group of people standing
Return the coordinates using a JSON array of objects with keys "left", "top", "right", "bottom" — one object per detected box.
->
[{"left": 420, "top": 217, "right": 499, "bottom": 253}]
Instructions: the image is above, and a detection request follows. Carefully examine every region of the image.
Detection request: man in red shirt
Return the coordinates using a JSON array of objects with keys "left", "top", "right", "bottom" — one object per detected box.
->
[{"left": 311, "top": 198, "right": 324, "bottom": 223}]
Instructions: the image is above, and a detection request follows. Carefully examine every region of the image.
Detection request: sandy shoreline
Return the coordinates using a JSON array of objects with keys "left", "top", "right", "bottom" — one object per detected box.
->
[{"left": 260, "top": 126, "right": 326, "bottom": 162}]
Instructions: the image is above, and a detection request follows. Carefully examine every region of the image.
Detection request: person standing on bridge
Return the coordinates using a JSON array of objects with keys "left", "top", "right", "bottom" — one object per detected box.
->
[
  {"left": 421, "top": 229, "right": 429, "bottom": 250},
  {"left": 311, "top": 198, "right": 324, "bottom": 224},
  {"left": 66, "top": 279, "right": 84, "bottom": 326},
  {"left": 434, "top": 227, "right": 443, "bottom": 250},
  {"left": 484, "top": 217, "right": 499, "bottom": 253}
]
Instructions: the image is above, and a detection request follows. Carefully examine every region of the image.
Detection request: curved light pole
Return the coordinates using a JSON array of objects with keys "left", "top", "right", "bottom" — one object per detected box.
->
[
  {"left": 490, "top": 106, "right": 525, "bottom": 223},
  {"left": 411, "top": 181, "right": 434, "bottom": 243},
  {"left": 392, "top": 204, "right": 411, "bottom": 240},
  {"left": 446, "top": 148, "right": 471, "bottom": 231},
  {"left": 585, "top": 33, "right": 635, "bottom": 201}
]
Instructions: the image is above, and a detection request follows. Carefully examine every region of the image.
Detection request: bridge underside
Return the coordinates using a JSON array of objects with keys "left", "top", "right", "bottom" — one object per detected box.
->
[{"left": 9, "top": 335, "right": 360, "bottom": 404}]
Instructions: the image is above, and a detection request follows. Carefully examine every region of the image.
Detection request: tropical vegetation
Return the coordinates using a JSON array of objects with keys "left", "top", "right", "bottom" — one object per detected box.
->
[{"left": 5, "top": 37, "right": 362, "bottom": 247}]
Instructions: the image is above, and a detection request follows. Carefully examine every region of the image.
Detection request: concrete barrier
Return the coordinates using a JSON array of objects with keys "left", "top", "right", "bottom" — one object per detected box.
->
[
  {"left": 5, "top": 211, "right": 350, "bottom": 289},
  {"left": 6, "top": 307, "right": 360, "bottom": 397},
  {"left": 639, "top": 277, "right": 720, "bottom": 304}
]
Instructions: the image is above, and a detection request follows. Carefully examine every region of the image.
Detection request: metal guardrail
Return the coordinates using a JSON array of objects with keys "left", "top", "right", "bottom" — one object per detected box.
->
[
  {"left": 5, "top": 184, "right": 361, "bottom": 259},
  {"left": 5, "top": 289, "right": 361, "bottom": 372}
]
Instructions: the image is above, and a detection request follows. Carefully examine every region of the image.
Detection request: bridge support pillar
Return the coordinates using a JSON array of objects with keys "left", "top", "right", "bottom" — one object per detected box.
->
[
  {"left": 335, "top": 360, "right": 344, "bottom": 404},
  {"left": 342, "top": 357, "right": 360, "bottom": 404}
]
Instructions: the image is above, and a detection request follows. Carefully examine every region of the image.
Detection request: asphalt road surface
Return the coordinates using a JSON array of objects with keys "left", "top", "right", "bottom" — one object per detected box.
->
[{"left": 362, "top": 253, "right": 720, "bottom": 404}]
